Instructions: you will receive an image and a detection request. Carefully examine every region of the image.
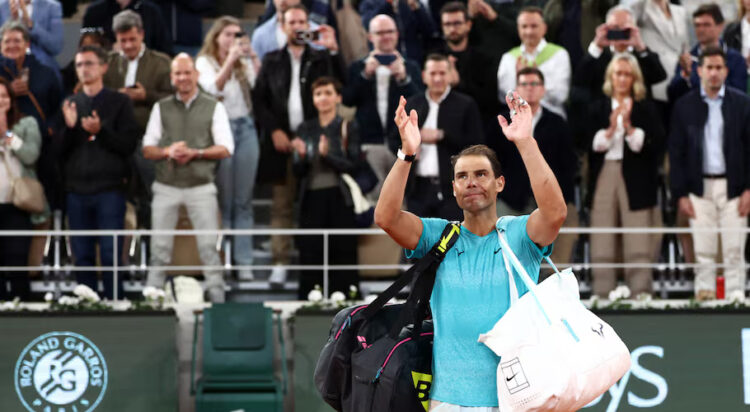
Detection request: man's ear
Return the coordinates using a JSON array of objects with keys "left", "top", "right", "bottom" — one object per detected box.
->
[{"left": 495, "top": 175, "right": 505, "bottom": 193}]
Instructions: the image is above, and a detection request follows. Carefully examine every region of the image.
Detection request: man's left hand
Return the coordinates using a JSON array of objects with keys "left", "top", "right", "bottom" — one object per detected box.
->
[
  {"left": 739, "top": 189, "right": 750, "bottom": 217},
  {"left": 119, "top": 82, "right": 147, "bottom": 102},
  {"left": 389, "top": 52, "right": 407, "bottom": 82},
  {"left": 627, "top": 24, "right": 646, "bottom": 52},
  {"left": 81, "top": 110, "right": 102, "bottom": 135},
  {"left": 497, "top": 91, "right": 533, "bottom": 143},
  {"left": 314, "top": 25, "right": 339, "bottom": 53}
]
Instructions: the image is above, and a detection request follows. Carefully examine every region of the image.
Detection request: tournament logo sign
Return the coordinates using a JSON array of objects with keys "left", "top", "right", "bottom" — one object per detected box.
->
[{"left": 14, "top": 332, "right": 108, "bottom": 412}]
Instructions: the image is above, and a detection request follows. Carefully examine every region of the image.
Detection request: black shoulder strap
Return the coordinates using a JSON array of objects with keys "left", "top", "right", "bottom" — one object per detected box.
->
[{"left": 360, "top": 222, "right": 460, "bottom": 324}]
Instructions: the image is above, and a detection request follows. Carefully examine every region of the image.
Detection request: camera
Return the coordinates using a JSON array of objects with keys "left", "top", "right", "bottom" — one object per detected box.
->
[
  {"left": 295, "top": 29, "right": 320, "bottom": 43},
  {"left": 374, "top": 54, "right": 397, "bottom": 65},
  {"left": 234, "top": 31, "right": 247, "bottom": 38},
  {"left": 606, "top": 28, "right": 631, "bottom": 41}
]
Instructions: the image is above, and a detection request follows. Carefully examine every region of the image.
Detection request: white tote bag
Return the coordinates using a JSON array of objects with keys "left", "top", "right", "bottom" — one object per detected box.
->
[{"left": 477, "top": 227, "right": 631, "bottom": 412}]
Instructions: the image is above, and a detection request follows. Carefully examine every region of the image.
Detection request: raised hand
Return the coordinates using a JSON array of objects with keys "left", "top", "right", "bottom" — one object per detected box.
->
[
  {"left": 497, "top": 91, "right": 532, "bottom": 143},
  {"left": 393, "top": 95, "right": 420, "bottom": 155},
  {"left": 62, "top": 100, "right": 78, "bottom": 128}
]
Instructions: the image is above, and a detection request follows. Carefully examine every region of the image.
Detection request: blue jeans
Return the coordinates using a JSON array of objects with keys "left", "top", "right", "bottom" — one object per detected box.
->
[
  {"left": 216, "top": 116, "right": 259, "bottom": 266},
  {"left": 67, "top": 191, "right": 126, "bottom": 299}
]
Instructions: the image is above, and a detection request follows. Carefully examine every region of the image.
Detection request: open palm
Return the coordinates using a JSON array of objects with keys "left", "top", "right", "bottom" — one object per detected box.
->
[
  {"left": 497, "top": 91, "right": 533, "bottom": 143},
  {"left": 394, "top": 96, "right": 420, "bottom": 154}
]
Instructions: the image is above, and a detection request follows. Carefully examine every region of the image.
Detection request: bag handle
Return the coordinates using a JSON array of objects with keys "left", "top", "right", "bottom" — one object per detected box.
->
[{"left": 496, "top": 230, "right": 553, "bottom": 326}]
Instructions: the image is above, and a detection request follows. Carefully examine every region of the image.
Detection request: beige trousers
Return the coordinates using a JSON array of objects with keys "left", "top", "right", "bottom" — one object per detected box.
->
[
  {"left": 270, "top": 158, "right": 296, "bottom": 265},
  {"left": 689, "top": 178, "right": 747, "bottom": 296},
  {"left": 590, "top": 160, "right": 652, "bottom": 297}
]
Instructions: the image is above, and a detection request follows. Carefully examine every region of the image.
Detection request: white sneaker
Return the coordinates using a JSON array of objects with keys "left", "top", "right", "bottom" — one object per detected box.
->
[
  {"left": 268, "top": 266, "right": 287, "bottom": 287},
  {"left": 238, "top": 269, "right": 255, "bottom": 281}
]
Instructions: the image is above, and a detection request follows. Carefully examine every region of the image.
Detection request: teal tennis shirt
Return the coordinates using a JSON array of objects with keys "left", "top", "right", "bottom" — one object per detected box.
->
[{"left": 405, "top": 215, "right": 552, "bottom": 407}]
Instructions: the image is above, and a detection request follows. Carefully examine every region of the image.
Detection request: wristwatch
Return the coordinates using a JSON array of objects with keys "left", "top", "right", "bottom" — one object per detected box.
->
[{"left": 397, "top": 148, "right": 416, "bottom": 162}]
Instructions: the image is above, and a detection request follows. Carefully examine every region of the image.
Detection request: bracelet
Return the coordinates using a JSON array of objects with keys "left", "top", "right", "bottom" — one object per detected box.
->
[{"left": 397, "top": 148, "right": 416, "bottom": 162}]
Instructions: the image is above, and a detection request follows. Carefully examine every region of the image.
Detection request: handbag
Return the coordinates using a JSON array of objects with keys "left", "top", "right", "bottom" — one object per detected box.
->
[
  {"left": 315, "top": 222, "right": 460, "bottom": 411},
  {"left": 2, "top": 148, "right": 45, "bottom": 213},
  {"left": 477, "top": 218, "right": 631, "bottom": 411}
]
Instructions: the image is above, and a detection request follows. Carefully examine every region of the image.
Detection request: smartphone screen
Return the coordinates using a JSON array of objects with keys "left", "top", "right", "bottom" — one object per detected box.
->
[{"left": 606, "top": 28, "right": 631, "bottom": 41}]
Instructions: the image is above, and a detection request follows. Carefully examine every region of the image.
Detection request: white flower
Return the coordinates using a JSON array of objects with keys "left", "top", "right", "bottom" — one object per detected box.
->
[
  {"left": 609, "top": 285, "right": 632, "bottom": 301},
  {"left": 349, "top": 285, "right": 358, "bottom": 293},
  {"left": 0, "top": 301, "right": 15, "bottom": 311},
  {"left": 58, "top": 296, "right": 81, "bottom": 306},
  {"left": 73, "top": 285, "right": 100, "bottom": 302},
  {"left": 728, "top": 290, "right": 746, "bottom": 303},
  {"left": 307, "top": 289, "right": 323, "bottom": 302},
  {"left": 330, "top": 291, "right": 346, "bottom": 303},
  {"left": 142, "top": 286, "right": 165, "bottom": 301},
  {"left": 635, "top": 293, "right": 652, "bottom": 302},
  {"left": 364, "top": 294, "right": 378, "bottom": 304},
  {"left": 44, "top": 292, "right": 54, "bottom": 302}
]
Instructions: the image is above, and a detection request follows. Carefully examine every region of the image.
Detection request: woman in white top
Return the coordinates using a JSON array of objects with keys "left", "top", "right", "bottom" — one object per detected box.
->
[
  {"left": 197, "top": 16, "right": 261, "bottom": 280},
  {"left": 0, "top": 76, "right": 42, "bottom": 301},
  {"left": 586, "top": 55, "right": 665, "bottom": 298}
]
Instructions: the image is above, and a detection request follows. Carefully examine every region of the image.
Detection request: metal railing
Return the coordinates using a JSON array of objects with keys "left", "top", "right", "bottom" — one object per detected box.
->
[{"left": 1, "top": 226, "right": 748, "bottom": 300}]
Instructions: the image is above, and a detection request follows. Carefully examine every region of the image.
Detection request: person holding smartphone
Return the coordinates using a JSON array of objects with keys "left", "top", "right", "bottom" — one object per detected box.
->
[
  {"left": 196, "top": 16, "right": 261, "bottom": 281},
  {"left": 342, "top": 14, "right": 422, "bottom": 202}
]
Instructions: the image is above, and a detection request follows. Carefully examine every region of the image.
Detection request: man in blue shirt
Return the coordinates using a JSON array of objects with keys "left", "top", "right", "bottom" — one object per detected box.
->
[{"left": 374, "top": 93, "right": 567, "bottom": 409}]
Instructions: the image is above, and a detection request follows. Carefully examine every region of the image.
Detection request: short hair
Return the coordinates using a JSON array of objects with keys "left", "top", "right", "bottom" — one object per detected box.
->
[
  {"left": 699, "top": 45, "right": 727, "bottom": 65},
  {"left": 282, "top": 4, "right": 309, "bottom": 22},
  {"left": 311, "top": 76, "right": 342, "bottom": 94},
  {"left": 605, "top": 5, "right": 634, "bottom": 23},
  {"left": 440, "top": 2, "right": 469, "bottom": 20},
  {"left": 0, "top": 20, "right": 30, "bottom": 43},
  {"left": 602, "top": 54, "right": 646, "bottom": 101},
  {"left": 693, "top": 3, "right": 724, "bottom": 24},
  {"left": 518, "top": 6, "right": 544, "bottom": 18},
  {"left": 424, "top": 53, "right": 450, "bottom": 68},
  {"left": 451, "top": 144, "right": 503, "bottom": 178},
  {"left": 112, "top": 10, "right": 143, "bottom": 33},
  {"left": 517, "top": 67, "right": 545, "bottom": 84},
  {"left": 77, "top": 44, "right": 108, "bottom": 64}
]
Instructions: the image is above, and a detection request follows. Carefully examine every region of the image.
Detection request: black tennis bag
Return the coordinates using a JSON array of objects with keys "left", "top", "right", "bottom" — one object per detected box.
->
[{"left": 314, "top": 223, "right": 460, "bottom": 411}]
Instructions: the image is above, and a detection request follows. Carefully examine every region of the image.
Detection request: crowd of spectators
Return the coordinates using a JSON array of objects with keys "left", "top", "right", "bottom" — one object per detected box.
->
[{"left": 0, "top": 0, "right": 749, "bottom": 303}]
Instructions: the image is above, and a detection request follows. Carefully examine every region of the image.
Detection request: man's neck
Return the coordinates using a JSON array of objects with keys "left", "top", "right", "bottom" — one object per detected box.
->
[
  {"left": 703, "top": 85, "right": 722, "bottom": 99},
  {"left": 116, "top": 0, "right": 131, "bottom": 10},
  {"left": 446, "top": 38, "right": 468, "bottom": 52},
  {"left": 82, "top": 82, "right": 104, "bottom": 97},
  {"left": 177, "top": 89, "right": 198, "bottom": 103},
  {"left": 428, "top": 89, "right": 445, "bottom": 102},
  {"left": 700, "top": 40, "right": 721, "bottom": 50},
  {"left": 318, "top": 109, "right": 336, "bottom": 126},
  {"left": 524, "top": 41, "right": 541, "bottom": 54},
  {"left": 288, "top": 43, "right": 305, "bottom": 59},
  {"left": 530, "top": 103, "right": 541, "bottom": 115},
  {"left": 461, "top": 209, "right": 499, "bottom": 237}
]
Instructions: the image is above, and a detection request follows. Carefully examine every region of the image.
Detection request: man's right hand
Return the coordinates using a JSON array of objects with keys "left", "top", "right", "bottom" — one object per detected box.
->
[
  {"left": 62, "top": 100, "right": 78, "bottom": 128},
  {"left": 363, "top": 52, "right": 379, "bottom": 78},
  {"left": 679, "top": 52, "right": 693, "bottom": 79},
  {"left": 10, "top": 78, "right": 28, "bottom": 96},
  {"left": 593, "top": 23, "right": 611, "bottom": 50},
  {"left": 394, "top": 96, "right": 420, "bottom": 155},
  {"left": 678, "top": 196, "right": 695, "bottom": 219},
  {"left": 271, "top": 129, "right": 293, "bottom": 153}
]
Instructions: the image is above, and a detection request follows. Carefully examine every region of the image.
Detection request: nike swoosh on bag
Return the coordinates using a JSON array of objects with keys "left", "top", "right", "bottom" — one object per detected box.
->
[{"left": 506, "top": 373, "right": 517, "bottom": 381}]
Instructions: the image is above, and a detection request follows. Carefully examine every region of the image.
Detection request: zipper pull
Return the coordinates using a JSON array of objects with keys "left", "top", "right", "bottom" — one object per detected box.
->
[{"left": 372, "top": 367, "right": 383, "bottom": 383}]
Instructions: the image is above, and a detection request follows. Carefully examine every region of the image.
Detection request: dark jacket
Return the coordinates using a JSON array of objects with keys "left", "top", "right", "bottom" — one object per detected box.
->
[
  {"left": 293, "top": 116, "right": 361, "bottom": 209},
  {"left": 497, "top": 108, "right": 577, "bottom": 211},
  {"left": 159, "top": 0, "right": 214, "bottom": 49},
  {"left": 429, "top": 43, "right": 500, "bottom": 121},
  {"left": 394, "top": 89, "right": 484, "bottom": 200},
  {"left": 82, "top": 0, "right": 172, "bottom": 55},
  {"left": 0, "top": 54, "right": 62, "bottom": 137},
  {"left": 359, "top": 0, "right": 438, "bottom": 63},
  {"left": 253, "top": 45, "right": 346, "bottom": 181},
  {"left": 666, "top": 43, "right": 748, "bottom": 102},
  {"left": 668, "top": 86, "right": 750, "bottom": 201},
  {"left": 586, "top": 98, "right": 665, "bottom": 211},
  {"left": 342, "top": 57, "right": 422, "bottom": 145},
  {"left": 61, "top": 88, "right": 139, "bottom": 194},
  {"left": 723, "top": 21, "right": 743, "bottom": 55}
]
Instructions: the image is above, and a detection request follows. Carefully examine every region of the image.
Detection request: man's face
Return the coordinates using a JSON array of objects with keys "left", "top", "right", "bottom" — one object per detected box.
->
[
  {"left": 607, "top": 10, "right": 634, "bottom": 52},
  {"left": 115, "top": 27, "right": 144, "bottom": 61},
  {"left": 517, "top": 12, "right": 546, "bottom": 48},
  {"left": 312, "top": 83, "right": 341, "bottom": 113},
  {"left": 693, "top": 14, "right": 722, "bottom": 46},
  {"left": 423, "top": 60, "right": 449, "bottom": 96},
  {"left": 282, "top": 8, "right": 310, "bottom": 43},
  {"left": 517, "top": 73, "right": 545, "bottom": 106},
  {"left": 368, "top": 17, "right": 399, "bottom": 53},
  {"left": 1, "top": 30, "right": 28, "bottom": 60},
  {"left": 697, "top": 55, "right": 728, "bottom": 91},
  {"left": 170, "top": 57, "right": 198, "bottom": 96},
  {"left": 441, "top": 11, "right": 471, "bottom": 45},
  {"left": 75, "top": 51, "right": 107, "bottom": 85},
  {"left": 452, "top": 155, "right": 503, "bottom": 213}
]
